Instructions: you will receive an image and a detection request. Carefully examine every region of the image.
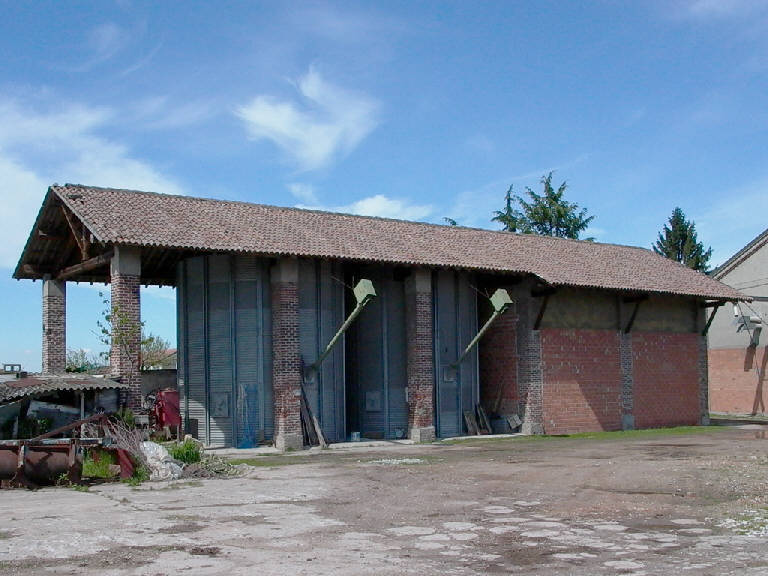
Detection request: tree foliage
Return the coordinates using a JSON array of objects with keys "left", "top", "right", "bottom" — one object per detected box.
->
[
  {"left": 492, "top": 172, "right": 595, "bottom": 240},
  {"left": 141, "top": 332, "right": 172, "bottom": 370},
  {"left": 653, "top": 207, "right": 712, "bottom": 272},
  {"left": 66, "top": 348, "right": 101, "bottom": 373}
]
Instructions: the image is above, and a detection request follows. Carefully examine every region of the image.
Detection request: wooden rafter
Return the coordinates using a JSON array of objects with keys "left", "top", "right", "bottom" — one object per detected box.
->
[
  {"left": 60, "top": 205, "right": 91, "bottom": 260},
  {"left": 702, "top": 302, "right": 723, "bottom": 336},
  {"left": 622, "top": 294, "right": 648, "bottom": 334}
]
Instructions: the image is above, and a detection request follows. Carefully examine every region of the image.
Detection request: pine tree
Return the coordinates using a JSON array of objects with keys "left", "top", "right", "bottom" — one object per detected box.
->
[
  {"left": 653, "top": 207, "right": 712, "bottom": 272},
  {"left": 492, "top": 173, "right": 594, "bottom": 240}
]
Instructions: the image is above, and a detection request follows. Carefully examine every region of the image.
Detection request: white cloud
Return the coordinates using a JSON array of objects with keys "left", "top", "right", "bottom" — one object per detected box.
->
[
  {"left": 236, "top": 67, "right": 380, "bottom": 171},
  {"left": 300, "top": 194, "right": 432, "bottom": 221},
  {"left": 0, "top": 98, "right": 181, "bottom": 268},
  {"left": 684, "top": 0, "right": 765, "bottom": 18},
  {"left": 287, "top": 182, "right": 319, "bottom": 204}
]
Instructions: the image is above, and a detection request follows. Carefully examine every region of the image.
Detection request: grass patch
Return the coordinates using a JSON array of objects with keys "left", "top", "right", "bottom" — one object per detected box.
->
[
  {"left": 441, "top": 425, "right": 721, "bottom": 445},
  {"left": 0, "top": 530, "right": 13, "bottom": 540},
  {"left": 82, "top": 449, "right": 117, "bottom": 479},
  {"left": 71, "top": 484, "right": 90, "bottom": 492},
  {"left": 122, "top": 465, "right": 150, "bottom": 486},
  {"left": 226, "top": 455, "right": 314, "bottom": 468},
  {"left": 167, "top": 439, "right": 202, "bottom": 464}
]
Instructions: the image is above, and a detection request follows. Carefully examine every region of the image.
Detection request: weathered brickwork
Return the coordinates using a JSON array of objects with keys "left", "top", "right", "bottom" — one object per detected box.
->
[
  {"left": 271, "top": 276, "right": 303, "bottom": 451},
  {"left": 540, "top": 329, "right": 623, "bottom": 434},
  {"left": 110, "top": 272, "right": 142, "bottom": 410},
  {"left": 517, "top": 289, "right": 544, "bottom": 434},
  {"left": 632, "top": 332, "right": 700, "bottom": 428},
  {"left": 406, "top": 270, "right": 435, "bottom": 442},
  {"left": 698, "top": 335, "right": 710, "bottom": 424},
  {"left": 620, "top": 333, "right": 634, "bottom": 429},
  {"left": 708, "top": 347, "right": 767, "bottom": 415},
  {"left": 479, "top": 310, "right": 518, "bottom": 416},
  {"left": 42, "top": 278, "right": 66, "bottom": 374}
]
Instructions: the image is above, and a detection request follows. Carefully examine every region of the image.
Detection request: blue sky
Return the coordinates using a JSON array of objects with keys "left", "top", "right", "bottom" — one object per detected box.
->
[{"left": 2, "top": 1, "right": 768, "bottom": 371}]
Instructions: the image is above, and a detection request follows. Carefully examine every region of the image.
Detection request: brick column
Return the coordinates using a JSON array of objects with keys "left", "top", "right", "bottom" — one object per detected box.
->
[
  {"left": 110, "top": 246, "right": 142, "bottom": 411},
  {"left": 619, "top": 333, "right": 634, "bottom": 430},
  {"left": 697, "top": 308, "right": 710, "bottom": 425},
  {"left": 271, "top": 257, "right": 303, "bottom": 451},
  {"left": 42, "top": 276, "right": 66, "bottom": 373},
  {"left": 517, "top": 283, "right": 544, "bottom": 435},
  {"left": 405, "top": 268, "right": 435, "bottom": 442}
]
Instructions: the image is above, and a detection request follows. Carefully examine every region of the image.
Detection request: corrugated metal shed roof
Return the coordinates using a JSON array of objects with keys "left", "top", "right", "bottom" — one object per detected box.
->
[
  {"left": 0, "top": 373, "right": 127, "bottom": 403},
  {"left": 14, "top": 184, "right": 745, "bottom": 301}
]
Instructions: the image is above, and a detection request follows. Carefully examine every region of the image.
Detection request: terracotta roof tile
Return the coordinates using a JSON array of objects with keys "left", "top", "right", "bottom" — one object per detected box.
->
[{"left": 41, "top": 184, "right": 744, "bottom": 300}]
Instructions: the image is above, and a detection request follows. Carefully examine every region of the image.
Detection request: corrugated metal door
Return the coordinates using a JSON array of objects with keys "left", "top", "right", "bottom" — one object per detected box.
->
[
  {"left": 207, "top": 255, "right": 234, "bottom": 448},
  {"left": 184, "top": 257, "right": 208, "bottom": 443},
  {"left": 347, "top": 268, "right": 408, "bottom": 440},
  {"left": 233, "top": 255, "right": 271, "bottom": 448},
  {"left": 298, "top": 259, "right": 345, "bottom": 443},
  {"left": 434, "top": 270, "right": 478, "bottom": 438},
  {"left": 178, "top": 254, "right": 273, "bottom": 448}
]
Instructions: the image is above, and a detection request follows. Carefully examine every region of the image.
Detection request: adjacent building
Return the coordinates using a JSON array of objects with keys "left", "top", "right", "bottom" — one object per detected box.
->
[
  {"left": 708, "top": 229, "right": 767, "bottom": 415},
  {"left": 14, "top": 185, "right": 744, "bottom": 448}
]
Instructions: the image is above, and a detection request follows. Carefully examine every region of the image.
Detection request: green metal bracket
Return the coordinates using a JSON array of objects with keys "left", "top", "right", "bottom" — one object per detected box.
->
[
  {"left": 305, "top": 279, "right": 376, "bottom": 381},
  {"left": 451, "top": 288, "right": 513, "bottom": 367}
]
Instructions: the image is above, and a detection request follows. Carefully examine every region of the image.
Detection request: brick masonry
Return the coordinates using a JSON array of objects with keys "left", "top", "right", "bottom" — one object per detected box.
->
[
  {"left": 516, "top": 289, "right": 544, "bottom": 435},
  {"left": 708, "top": 346, "right": 767, "bottom": 415},
  {"left": 632, "top": 332, "right": 700, "bottom": 428},
  {"left": 42, "top": 277, "right": 66, "bottom": 374},
  {"left": 540, "top": 329, "right": 623, "bottom": 434},
  {"left": 110, "top": 272, "right": 142, "bottom": 410},
  {"left": 405, "top": 269, "right": 435, "bottom": 442},
  {"left": 620, "top": 333, "right": 634, "bottom": 429},
  {"left": 271, "top": 259, "right": 303, "bottom": 451},
  {"left": 479, "top": 310, "right": 518, "bottom": 416}
]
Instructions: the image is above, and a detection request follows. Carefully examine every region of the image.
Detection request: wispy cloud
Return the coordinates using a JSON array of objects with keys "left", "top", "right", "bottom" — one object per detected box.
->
[
  {"left": 130, "top": 96, "right": 217, "bottom": 130},
  {"left": 287, "top": 182, "right": 319, "bottom": 204},
  {"left": 683, "top": 0, "right": 766, "bottom": 18},
  {"left": 236, "top": 67, "right": 380, "bottom": 171},
  {"left": 0, "top": 97, "right": 181, "bottom": 268},
  {"left": 298, "top": 193, "right": 432, "bottom": 221}
]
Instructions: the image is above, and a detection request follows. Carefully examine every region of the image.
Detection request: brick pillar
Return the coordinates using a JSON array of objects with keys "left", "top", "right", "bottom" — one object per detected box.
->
[
  {"left": 517, "top": 283, "right": 544, "bottom": 435},
  {"left": 620, "top": 333, "right": 634, "bottom": 430},
  {"left": 110, "top": 246, "right": 142, "bottom": 411},
  {"left": 271, "top": 257, "right": 303, "bottom": 451},
  {"left": 42, "top": 276, "right": 66, "bottom": 373},
  {"left": 697, "top": 308, "right": 710, "bottom": 425},
  {"left": 405, "top": 268, "right": 435, "bottom": 442}
]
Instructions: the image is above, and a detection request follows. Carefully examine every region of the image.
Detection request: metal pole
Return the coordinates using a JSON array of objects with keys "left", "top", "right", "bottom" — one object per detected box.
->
[
  {"left": 306, "top": 279, "right": 376, "bottom": 380},
  {"left": 452, "top": 288, "right": 513, "bottom": 367}
]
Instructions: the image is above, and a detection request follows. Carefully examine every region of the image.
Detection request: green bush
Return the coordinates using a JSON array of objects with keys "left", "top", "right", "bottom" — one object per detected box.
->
[
  {"left": 168, "top": 439, "right": 202, "bottom": 464},
  {"left": 114, "top": 407, "right": 135, "bottom": 429},
  {"left": 122, "top": 464, "right": 150, "bottom": 486}
]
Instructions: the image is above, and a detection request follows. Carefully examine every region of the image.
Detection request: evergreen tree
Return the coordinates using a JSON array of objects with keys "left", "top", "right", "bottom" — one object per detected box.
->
[
  {"left": 653, "top": 207, "right": 712, "bottom": 272},
  {"left": 492, "top": 173, "right": 594, "bottom": 240}
]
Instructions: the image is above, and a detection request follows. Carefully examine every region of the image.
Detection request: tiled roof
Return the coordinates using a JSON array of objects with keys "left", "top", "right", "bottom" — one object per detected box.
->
[
  {"left": 0, "top": 373, "right": 127, "bottom": 403},
  {"left": 24, "top": 183, "right": 744, "bottom": 300}
]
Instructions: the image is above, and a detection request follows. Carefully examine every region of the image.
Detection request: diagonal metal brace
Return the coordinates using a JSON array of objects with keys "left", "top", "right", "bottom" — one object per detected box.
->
[
  {"left": 452, "top": 288, "right": 513, "bottom": 368},
  {"left": 304, "top": 279, "right": 376, "bottom": 381}
]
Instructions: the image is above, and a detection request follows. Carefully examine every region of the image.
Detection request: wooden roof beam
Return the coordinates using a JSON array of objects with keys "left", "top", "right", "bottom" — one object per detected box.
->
[{"left": 57, "top": 250, "right": 114, "bottom": 281}]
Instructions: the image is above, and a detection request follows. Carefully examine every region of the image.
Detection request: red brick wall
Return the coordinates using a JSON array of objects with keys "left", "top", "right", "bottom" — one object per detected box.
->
[
  {"left": 709, "top": 347, "right": 767, "bottom": 415},
  {"left": 633, "top": 333, "right": 700, "bottom": 428},
  {"left": 271, "top": 279, "right": 302, "bottom": 448},
  {"left": 406, "top": 288, "right": 434, "bottom": 431},
  {"left": 479, "top": 312, "right": 518, "bottom": 416},
  {"left": 42, "top": 278, "right": 66, "bottom": 374},
  {"left": 540, "top": 329, "right": 622, "bottom": 434}
]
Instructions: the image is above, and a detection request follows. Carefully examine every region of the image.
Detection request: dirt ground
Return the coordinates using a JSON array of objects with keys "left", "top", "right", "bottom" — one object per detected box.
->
[{"left": 2, "top": 425, "right": 768, "bottom": 575}]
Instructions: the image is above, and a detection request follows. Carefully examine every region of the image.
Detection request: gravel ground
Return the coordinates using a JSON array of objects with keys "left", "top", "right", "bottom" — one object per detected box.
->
[{"left": 1, "top": 424, "right": 768, "bottom": 575}]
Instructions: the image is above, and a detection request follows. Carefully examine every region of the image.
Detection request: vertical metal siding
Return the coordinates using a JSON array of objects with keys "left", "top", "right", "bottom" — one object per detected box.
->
[
  {"left": 434, "top": 271, "right": 478, "bottom": 438},
  {"left": 386, "top": 276, "right": 408, "bottom": 438},
  {"left": 185, "top": 257, "right": 207, "bottom": 443},
  {"left": 178, "top": 254, "right": 273, "bottom": 447},
  {"left": 176, "top": 262, "right": 187, "bottom": 433},
  {"left": 233, "top": 255, "right": 263, "bottom": 448},
  {"left": 207, "top": 255, "right": 233, "bottom": 448},
  {"left": 298, "top": 259, "right": 345, "bottom": 443}
]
